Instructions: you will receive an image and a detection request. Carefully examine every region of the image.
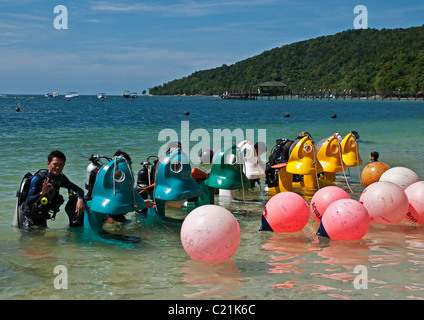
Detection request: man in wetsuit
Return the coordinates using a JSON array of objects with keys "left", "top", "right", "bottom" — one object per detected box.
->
[{"left": 21, "top": 150, "right": 85, "bottom": 229}]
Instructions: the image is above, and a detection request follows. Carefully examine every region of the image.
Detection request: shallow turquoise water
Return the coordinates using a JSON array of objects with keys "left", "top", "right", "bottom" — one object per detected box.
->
[{"left": 1, "top": 95, "right": 423, "bottom": 300}]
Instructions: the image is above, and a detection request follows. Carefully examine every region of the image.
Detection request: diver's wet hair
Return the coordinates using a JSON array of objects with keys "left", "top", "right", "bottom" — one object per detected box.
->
[
  {"left": 48, "top": 150, "right": 66, "bottom": 163},
  {"left": 114, "top": 149, "right": 132, "bottom": 164}
]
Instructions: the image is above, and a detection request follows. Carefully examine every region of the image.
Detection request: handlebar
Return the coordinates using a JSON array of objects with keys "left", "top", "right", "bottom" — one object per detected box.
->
[
  {"left": 140, "top": 155, "right": 159, "bottom": 168},
  {"left": 89, "top": 154, "right": 112, "bottom": 164}
]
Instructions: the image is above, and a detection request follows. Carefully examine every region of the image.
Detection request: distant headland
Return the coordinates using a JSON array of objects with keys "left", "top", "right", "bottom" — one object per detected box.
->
[{"left": 149, "top": 26, "right": 424, "bottom": 97}]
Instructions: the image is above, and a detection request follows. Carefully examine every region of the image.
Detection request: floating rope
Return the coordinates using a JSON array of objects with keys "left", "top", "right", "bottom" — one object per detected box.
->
[
  {"left": 236, "top": 144, "right": 249, "bottom": 215},
  {"left": 335, "top": 135, "right": 354, "bottom": 193}
]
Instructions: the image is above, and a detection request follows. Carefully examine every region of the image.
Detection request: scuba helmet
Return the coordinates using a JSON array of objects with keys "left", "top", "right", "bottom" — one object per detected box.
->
[
  {"left": 88, "top": 156, "right": 145, "bottom": 215},
  {"left": 154, "top": 150, "right": 202, "bottom": 201},
  {"left": 205, "top": 144, "right": 250, "bottom": 190}
]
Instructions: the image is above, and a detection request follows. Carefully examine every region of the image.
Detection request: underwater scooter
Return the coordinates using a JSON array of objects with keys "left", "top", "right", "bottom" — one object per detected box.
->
[
  {"left": 265, "top": 132, "right": 363, "bottom": 196},
  {"left": 135, "top": 150, "right": 203, "bottom": 222},
  {"left": 340, "top": 132, "right": 363, "bottom": 168},
  {"left": 265, "top": 135, "right": 323, "bottom": 195},
  {"left": 216, "top": 140, "right": 266, "bottom": 203},
  {"left": 135, "top": 145, "right": 250, "bottom": 219},
  {"left": 80, "top": 150, "right": 203, "bottom": 242},
  {"left": 316, "top": 132, "right": 363, "bottom": 182},
  {"left": 238, "top": 140, "right": 266, "bottom": 185},
  {"left": 316, "top": 133, "right": 346, "bottom": 181},
  {"left": 83, "top": 155, "right": 146, "bottom": 238},
  {"left": 191, "top": 144, "right": 250, "bottom": 207}
]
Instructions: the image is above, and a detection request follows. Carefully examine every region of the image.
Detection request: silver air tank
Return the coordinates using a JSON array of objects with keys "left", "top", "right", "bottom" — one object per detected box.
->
[{"left": 85, "top": 155, "right": 103, "bottom": 190}]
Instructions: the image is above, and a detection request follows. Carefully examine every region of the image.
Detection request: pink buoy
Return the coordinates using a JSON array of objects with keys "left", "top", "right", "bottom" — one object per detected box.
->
[
  {"left": 310, "top": 186, "right": 351, "bottom": 222},
  {"left": 317, "top": 199, "right": 370, "bottom": 240},
  {"left": 180, "top": 205, "right": 240, "bottom": 262},
  {"left": 379, "top": 166, "right": 419, "bottom": 190},
  {"left": 359, "top": 181, "right": 409, "bottom": 225},
  {"left": 404, "top": 181, "right": 424, "bottom": 224},
  {"left": 260, "top": 191, "right": 309, "bottom": 232}
]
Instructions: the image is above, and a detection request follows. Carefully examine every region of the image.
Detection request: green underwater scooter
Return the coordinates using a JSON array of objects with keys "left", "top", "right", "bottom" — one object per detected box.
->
[{"left": 195, "top": 144, "right": 250, "bottom": 206}]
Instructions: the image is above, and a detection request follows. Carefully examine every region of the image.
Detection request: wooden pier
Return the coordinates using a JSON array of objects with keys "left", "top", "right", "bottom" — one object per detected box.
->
[
  {"left": 220, "top": 81, "right": 288, "bottom": 100},
  {"left": 221, "top": 87, "right": 424, "bottom": 101},
  {"left": 220, "top": 91, "right": 257, "bottom": 100}
]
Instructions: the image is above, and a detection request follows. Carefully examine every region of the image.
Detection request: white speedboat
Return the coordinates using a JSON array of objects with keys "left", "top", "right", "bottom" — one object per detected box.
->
[
  {"left": 131, "top": 92, "right": 138, "bottom": 98},
  {"left": 97, "top": 93, "right": 106, "bottom": 99},
  {"left": 65, "top": 92, "right": 79, "bottom": 98}
]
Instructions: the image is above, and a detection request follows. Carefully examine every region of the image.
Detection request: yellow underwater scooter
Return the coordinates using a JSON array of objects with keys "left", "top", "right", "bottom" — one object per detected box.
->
[
  {"left": 266, "top": 135, "right": 322, "bottom": 195},
  {"left": 265, "top": 132, "right": 362, "bottom": 196},
  {"left": 316, "top": 132, "right": 363, "bottom": 182}
]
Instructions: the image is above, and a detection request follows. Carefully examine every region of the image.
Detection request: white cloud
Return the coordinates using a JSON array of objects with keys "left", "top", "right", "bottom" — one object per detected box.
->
[
  {"left": 5, "top": 12, "right": 49, "bottom": 21},
  {"left": 89, "top": 0, "right": 277, "bottom": 17}
]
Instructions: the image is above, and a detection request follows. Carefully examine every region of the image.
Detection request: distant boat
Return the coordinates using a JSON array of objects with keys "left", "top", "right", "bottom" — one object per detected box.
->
[
  {"left": 65, "top": 92, "right": 79, "bottom": 98},
  {"left": 123, "top": 91, "right": 131, "bottom": 98},
  {"left": 131, "top": 92, "right": 138, "bottom": 98},
  {"left": 97, "top": 93, "right": 106, "bottom": 99},
  {"left": 45, "top": 92, "right": 59, "bottom": 97}
]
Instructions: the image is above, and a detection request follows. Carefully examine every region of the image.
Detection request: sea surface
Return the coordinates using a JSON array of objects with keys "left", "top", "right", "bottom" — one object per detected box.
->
[{"left": 0, "top": 94, "right": 423, "bottom": 300}]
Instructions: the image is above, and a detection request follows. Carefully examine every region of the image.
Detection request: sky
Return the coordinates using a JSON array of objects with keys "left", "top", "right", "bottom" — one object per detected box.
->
[{"left": 1, "top": 0, "right": 423, "bottom": 95}]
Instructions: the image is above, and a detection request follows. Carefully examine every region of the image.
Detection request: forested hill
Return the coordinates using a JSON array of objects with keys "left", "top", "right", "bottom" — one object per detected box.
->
[{"left": 149, "top": 26, "right": 424, "bottom": 95}]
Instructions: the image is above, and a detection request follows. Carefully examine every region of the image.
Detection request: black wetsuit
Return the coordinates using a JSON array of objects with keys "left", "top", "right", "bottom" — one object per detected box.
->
[{"left": 21, "top": 170, "right": 84, "bottom": 229}]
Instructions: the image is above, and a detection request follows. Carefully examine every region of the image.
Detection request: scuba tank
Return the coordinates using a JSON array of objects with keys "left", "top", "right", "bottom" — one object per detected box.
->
[
  {"left": 13, "top": 172, "right": 35, "bottom": 228},
  {"left": 265, "top": 138, "right": 293, "bottom": 188},
  {"left": 136, "top": 156, "right": 158, "bottom": 198},
  {"left": 135, "top": 155, "right": 158, "bottom": 215},
  {"left": 85, "top": 154, "right": 110, "bottom": 200},
  {"left": 137, "top": 162, "right": 151, "bottom": 189}
]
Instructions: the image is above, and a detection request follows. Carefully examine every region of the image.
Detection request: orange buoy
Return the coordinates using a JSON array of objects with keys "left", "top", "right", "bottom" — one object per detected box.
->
[{"left": 361, "top": 161, "right": 391, "bottom": 188}]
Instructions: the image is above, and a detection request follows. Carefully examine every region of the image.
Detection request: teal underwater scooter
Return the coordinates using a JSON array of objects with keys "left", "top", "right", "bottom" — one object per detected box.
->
[
  {"left": 140, "top": 150, "right": 203, "bottom": 222},
  {"left": 83, "top": 155, "right": 146, "bottom": 239},
  {"left": 83, "top": 150, "right": 203, "bottom": 235}
]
